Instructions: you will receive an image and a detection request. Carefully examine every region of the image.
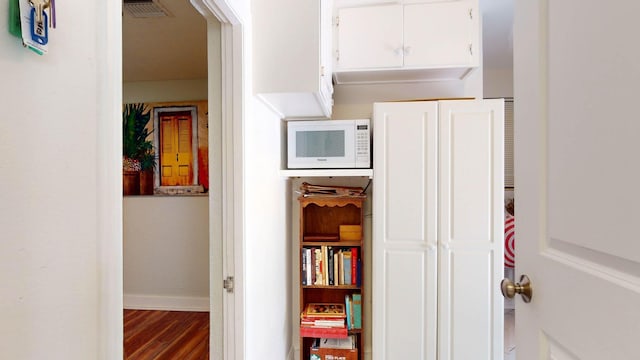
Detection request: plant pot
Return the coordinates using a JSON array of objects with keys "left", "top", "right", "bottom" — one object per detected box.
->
[
  {"left": 139, "top": 169, "right": 154, "bottom": 195},
  {"left": 123, "top": 170, "right": 140, "bottom": 195}
]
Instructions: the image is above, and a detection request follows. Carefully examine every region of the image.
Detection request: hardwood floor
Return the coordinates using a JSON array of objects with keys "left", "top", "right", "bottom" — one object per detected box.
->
[{"left": 124, "top": 310, "right": 209, "bottom": 360}]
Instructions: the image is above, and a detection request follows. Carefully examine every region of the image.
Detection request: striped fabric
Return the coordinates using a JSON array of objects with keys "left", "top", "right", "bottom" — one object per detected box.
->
[{"left": 504, "top": 214, "right": 515, "bottom": 268}]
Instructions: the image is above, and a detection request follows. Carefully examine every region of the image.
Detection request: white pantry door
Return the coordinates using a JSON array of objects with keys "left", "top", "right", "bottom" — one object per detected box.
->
[
  {"left": 514, "top": 1, "right": 640, "bottom": 359},
  {"left": 373, "top": 100, "right": 504, "bottom": 360}
]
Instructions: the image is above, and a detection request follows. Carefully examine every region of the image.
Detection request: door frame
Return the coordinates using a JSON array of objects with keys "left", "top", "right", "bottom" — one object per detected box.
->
[
  {"left": 98, "top": 0, "right": 247, "bottom": 359},
  {"left": 190, "top": 1, "right": 247, "bottom": 359}
]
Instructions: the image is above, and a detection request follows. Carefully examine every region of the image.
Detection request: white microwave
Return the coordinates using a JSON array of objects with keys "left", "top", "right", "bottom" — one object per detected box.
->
[{"left": 287, "top": 119, "right": 371, "bottom": 169}]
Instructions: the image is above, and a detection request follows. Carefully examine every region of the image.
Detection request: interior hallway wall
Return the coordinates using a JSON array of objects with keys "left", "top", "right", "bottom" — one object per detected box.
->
[{"left": 0, "top": 1, "right": 122, "bottom": 358}]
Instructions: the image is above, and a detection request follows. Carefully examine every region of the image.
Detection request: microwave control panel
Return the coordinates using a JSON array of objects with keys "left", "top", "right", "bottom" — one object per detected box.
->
[{"left": 355, "top": 119, "right": 371, "bottom": 168}]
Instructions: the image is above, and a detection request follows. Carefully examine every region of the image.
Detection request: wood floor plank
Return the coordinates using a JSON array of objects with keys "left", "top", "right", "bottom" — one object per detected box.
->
[{"left": 124, "top": 310, "right": 209, "bottom": 360}]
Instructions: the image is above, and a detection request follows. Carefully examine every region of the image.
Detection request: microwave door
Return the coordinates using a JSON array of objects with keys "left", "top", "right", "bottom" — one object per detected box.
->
[{"left": 289, "top": 126, "right": 356, "bottom": 168}]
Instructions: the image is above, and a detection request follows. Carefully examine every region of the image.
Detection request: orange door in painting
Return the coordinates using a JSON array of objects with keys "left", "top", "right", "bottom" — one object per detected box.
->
[{"left": 160, "top": 111, "right": 193, "bottom": 186}]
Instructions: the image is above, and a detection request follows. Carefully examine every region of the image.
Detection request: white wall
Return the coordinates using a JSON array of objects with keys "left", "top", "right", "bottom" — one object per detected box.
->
[
  {"left": 0, "top": 1, "right": 121, "bottom": 359},
  {"left": 242, "top": 2, "right": 295, "bottom": 358},
  {"left": 123, "top": 196, "right": 210, "bottom": 310},
  {"left": 483, "top": 67, "right": 513, "bottom": 98},
  {"left": 245, "top": 98, "right": 292, "bottom": 359}
]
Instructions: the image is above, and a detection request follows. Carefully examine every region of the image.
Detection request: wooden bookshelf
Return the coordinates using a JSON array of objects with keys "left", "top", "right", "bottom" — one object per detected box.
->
[{"left": 299, "top": 195, "right": 365, "bottom": 360}]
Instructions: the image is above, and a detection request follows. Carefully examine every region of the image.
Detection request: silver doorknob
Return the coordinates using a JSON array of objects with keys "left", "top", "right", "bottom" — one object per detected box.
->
[{"left": 501, "top": 274, "right": 532, "bottom": 303}]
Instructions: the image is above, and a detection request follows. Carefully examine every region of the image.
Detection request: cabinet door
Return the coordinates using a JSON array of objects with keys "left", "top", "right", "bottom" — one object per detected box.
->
[
  {"left": 438, "top": 99, "right": 504, "bottom": 360},
  {"left": 404, "top": 1, "right": 479, "bottom": 68},
  {"left": 373, "top": 100, "right": 504, "bottom": 360},
  {"left": 337, "top": 4, "right": 403, "bottom": 70},
  {"left": 372, "top": 102, "right": 438, "bottom": 360},
  {"left": 319, "top": 0, "right": 333, "bottom": 108}
]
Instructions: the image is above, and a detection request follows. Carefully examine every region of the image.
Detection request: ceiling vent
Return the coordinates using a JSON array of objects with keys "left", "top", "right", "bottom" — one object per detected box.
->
[{"left": 123, "top": 0, "right": 171, "bottom": 18}]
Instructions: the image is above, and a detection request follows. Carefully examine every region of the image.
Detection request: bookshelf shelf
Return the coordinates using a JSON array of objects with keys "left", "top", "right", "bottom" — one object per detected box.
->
[
  {"left": 302, "top": 284, "right": 361, "bottom": 290},
  {"left": 299, "top": 194, "right": 365, "bottom": 360},
  {"left": 280, "top": 168, "right": 373, "bottom": 178},
  {"left": 302, "top": 240, "right": 362, "bottom": 247}
]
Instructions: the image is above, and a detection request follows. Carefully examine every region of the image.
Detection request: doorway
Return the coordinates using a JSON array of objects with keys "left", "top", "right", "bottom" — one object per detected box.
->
[
  {"left": 121, "top": 0, "right": 214, "bottom": 357},
  {"left": 504, "top": 98, "right": 515, "bottom": 360}
]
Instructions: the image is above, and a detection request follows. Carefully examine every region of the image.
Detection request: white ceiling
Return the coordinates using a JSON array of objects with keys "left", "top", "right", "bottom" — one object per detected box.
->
[
  {"left": 122, "top": 0, "right": 208, "bottom": 82},
  {"left": 122, "top": 0, "right": 513, "bottom": 82}
]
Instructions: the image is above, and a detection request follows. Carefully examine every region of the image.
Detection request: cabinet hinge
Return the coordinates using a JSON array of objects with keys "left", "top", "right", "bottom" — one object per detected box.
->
[
  {"left": 335, "top": 16, "right": 339, "bottom": 26},
  {"left": 320, "top": 66, "right": 325, "bottom": 77},
  {"left": 336, "top": 49, "right": 340, "bottom": 62},
  {"left": 469, "top": 8, "right": 473, "bottom": 19},
  {"left": 223, "top": 276, "right": 234, "bottom": 293},
  {"left": 469, "top": 44, "right": 473, "bottom": 56}
]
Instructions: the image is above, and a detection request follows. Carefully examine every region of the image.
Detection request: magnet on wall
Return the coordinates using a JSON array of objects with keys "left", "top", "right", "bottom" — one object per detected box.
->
[{"left": 9, "top": 0, "right": 22, "bottom": 38}]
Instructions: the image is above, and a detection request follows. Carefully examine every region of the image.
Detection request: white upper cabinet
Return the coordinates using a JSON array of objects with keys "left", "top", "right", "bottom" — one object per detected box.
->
[
  {"left": 404, "top": 1, "right": 478, "bottom": 67},
  {"left": 254, "top": 0, "right": 333, "bottom": 118},
  {"left": 334, "top": 0, "right": 480, "bottom": 84},
  {"left": 337, "top": 4, "right": 404, "bottom": 69}
]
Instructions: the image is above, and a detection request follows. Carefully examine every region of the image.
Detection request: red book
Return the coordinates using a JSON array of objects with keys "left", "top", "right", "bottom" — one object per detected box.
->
[
  {"left": 300, "top": 326, "right": 348, "bottom": 339},
  {"left": 351, "top": 247, "right": 358, "bottom": 285}
]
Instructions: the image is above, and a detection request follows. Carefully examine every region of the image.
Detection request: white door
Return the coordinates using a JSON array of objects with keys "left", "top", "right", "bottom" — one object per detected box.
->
[
  {"left": 373, "top": 101, "right": 439, "bottom": 360},
  {"left": 514, "top": 1, "right": 640, "bottom": 359},
  {"left": 373, "top": 100, "right": 503, "bottom": 360},
  {"left": 404, "top": 1, "right": 479, "bottom": 68},
  {"left": 191, "top": 1, "right": 245, "bottom": 359},
  {"left": 438, "top": 99, "right": 504, "bottom": 360},
  {"left": 337, "top": 4, "right": 403, "bottom": 70}
]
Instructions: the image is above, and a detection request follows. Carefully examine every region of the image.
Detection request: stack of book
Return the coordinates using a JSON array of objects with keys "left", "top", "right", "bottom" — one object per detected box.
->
[
  {"left": 310, "top": 336, "right": 358, "bottom": 360},
  {"left": 301, "top": 246, "right": 361, "bottom": 287},
  {"left": 300, "top": 303, "right": 348, "bottom": 338}
]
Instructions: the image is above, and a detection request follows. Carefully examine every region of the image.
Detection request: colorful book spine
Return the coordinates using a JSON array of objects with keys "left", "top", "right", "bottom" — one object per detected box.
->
[
  {"left": 328, "top": 246, "right": 334, "bottom": 285},
  {"left": 351, "top": 247, "right": 358, "bottom": 285},
  {"left": 301, "top": 248, "right": 307, "bottom": 285},
  {"left": 333, "top": 251, "right": 339, "bottom": 287},
  {"left": 314, "top": 248, "right": 322, "bottom": 285},
  {"left": 322, "top": 245, "right": 328, "bottom": 286},
  {"left": 344, "top": 251, "right": 352, "bottom": 285},
  {"left": 338, "top": 251, "right": 344, "bottom": 285},
  {"left": 356, "top": 254, "right": 362, "bottom": 287},
  {"left": 344, "top": 294, "right": 352, "bottom": 330},
  {"left": 306, "top": 248, "right": 312, "bottom": 286},
  {"left": 352, "top": 293, "right": 362, "bottom": 329}
]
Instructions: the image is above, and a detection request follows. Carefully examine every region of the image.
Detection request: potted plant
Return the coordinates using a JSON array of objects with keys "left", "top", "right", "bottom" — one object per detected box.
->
[
  {"left": 122, "top": 103, "right": 156, "bottom": 195},
  {"left": 138, "top": 148, "right": 157, "bottom": 195}
]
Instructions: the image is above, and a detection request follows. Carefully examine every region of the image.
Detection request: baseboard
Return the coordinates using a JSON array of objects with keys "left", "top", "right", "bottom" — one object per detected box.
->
[{"left": 124, "top": 294, "right": 210, "bottom": 312}]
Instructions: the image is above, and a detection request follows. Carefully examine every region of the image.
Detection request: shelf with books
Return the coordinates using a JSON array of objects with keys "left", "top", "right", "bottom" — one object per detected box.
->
[
  {"left": 302, "top": 240, "right": 362, "bottom": 247},
  {"left": 301, "top": 245, "right": 362, "bottom": 287},
  {"left": 302, "top": 285, "right": 360, "bottom": 290},
  {"left": 298, "top": 193, "right": 366, "bottom": 360}
]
